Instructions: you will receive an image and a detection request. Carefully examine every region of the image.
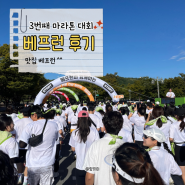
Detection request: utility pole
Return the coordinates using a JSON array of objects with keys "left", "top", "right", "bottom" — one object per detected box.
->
[
  {"left": 93, "top": 90, "right": 98, "bottom": 101},
  {"left": 151, "top": 77, "right": 163, "bottom": 98},
  {"left": 157, "top": 77, "right": 160, "bottom": 98}
]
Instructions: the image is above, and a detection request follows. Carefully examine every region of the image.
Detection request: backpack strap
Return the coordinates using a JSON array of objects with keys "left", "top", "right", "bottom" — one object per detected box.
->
[
  {"left": 89, "top": 117, "right": 97, "bottom": 128},
  {"left": 42, "top": 119, "right": 48, "bottom": 134}
]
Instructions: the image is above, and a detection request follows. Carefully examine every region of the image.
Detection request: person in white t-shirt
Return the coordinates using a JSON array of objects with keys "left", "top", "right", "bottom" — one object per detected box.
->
[
  {"left": 119, "top": 107, "right": 132, "bottom": 134},
  {"left": 83, "top": 111, "right": 124, "bottom": 185},
  {"left": 65, "top": 103, "right": 73, "bottom": 118},
  {"left": 68, "top": 105, "right": 79, "bottom": 133},
  {"left": 146, "top": 102, "right": 153, "bottom": 115},
  {"left": 166, "top": 89, "right": 175, "bottom": 98},
  {"left": 44, "top": 108, "right": 64, "bottom": 177},
  {"left": 0, "top": 115, "right": 20, "bottom": 163},
  {"left": 54, "top": 109, "right": 66, "bottom": 157},
  {"left": 143, "top": 128, "right": 183, "bottom": 185},
  {"left": 61, "top": 104, "right": 67, "bottom": 123},
  {"left": 69, "top": 110, "right": 99, "bottom": 185},
  {"left": 88, "top": 106, "right": 105, "bottom": 132},
  {"left": 104, "top": 142, "right": 165, "bottom": 185},
  {"left": 170, "top": 108, "right": 185, "bottom": 184},
  {"left": 145, "top": 106, "right": 171, "bottom": 150},
  {"left": 19, "top": 105, "right": 58, "bottom": 185},
  {"left": 129, "top": 106, "right": 146, "bottom": 149},
  {"left": 14, "top": 107, "right": 33, "bottom": 185}
]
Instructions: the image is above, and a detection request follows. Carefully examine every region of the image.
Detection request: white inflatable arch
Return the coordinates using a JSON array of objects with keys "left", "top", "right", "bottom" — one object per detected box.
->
[{"left": 34, "top": 75, "right": 119, "bottom": 105}]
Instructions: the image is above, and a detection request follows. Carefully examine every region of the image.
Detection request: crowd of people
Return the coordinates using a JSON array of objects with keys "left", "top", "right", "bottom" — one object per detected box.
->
[{"left": 0, "top": 99, "right": 185, "bottom": 185}]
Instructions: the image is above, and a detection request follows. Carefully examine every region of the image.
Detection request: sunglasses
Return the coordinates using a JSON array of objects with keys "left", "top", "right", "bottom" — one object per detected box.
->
[
  {"left": 143, "top": 134, "right": 149, "bottom": 139},
  {"left": 143, "top": 134, "right": 155, "bottom": 140}
]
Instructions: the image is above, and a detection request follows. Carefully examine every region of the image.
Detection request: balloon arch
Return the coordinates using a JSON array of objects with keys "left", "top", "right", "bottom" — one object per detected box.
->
[
  {"left": 52, "top": 91, "right": 69, "bottom": 102},
  {"left": 58, "top": 87, "right": 79, "bottom": 102},
  {"left": 51, "top": 94, "right": 61, "bottom": 101},
  {"left": 34, "top": 75, "right": 118, "bottom": 105}
]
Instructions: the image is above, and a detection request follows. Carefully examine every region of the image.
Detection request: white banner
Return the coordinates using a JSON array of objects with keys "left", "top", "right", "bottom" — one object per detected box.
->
[{"left": 10, "top": 9, "right": 103, "bottom": 76}]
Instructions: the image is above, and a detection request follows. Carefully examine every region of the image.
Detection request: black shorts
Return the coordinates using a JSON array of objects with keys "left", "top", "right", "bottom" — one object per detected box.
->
[
  {"left": 19, "top": 149, "right": 27, "bottom": 162},
  {"left": 54, "top": 144, "right": 60, "bottom": 172},
  {"left": 175, "top": 145, "right": 185, "bottom": 166},
  {"left": 76, "top": 168, "right": 86, "bottom": 185}
]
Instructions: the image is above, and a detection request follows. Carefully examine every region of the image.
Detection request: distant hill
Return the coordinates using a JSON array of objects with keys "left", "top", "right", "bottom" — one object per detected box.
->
[{"left": 117, "top": 76, "right": 138, "bottom": 86}]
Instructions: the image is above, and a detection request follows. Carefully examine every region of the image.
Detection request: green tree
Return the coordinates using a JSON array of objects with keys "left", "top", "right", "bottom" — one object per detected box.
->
[{"left": 0, "top": 44, "right": 48, "bottom": 106}]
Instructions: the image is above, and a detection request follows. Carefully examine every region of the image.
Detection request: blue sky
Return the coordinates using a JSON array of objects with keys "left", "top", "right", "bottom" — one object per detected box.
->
[{"left": 1, "top": 0, "right": 185, "bottom": 80}]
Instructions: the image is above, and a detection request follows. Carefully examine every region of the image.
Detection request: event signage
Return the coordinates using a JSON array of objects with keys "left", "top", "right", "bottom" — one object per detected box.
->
[{"left": 10, "top": 9, "right": 103, "bottom": 76}]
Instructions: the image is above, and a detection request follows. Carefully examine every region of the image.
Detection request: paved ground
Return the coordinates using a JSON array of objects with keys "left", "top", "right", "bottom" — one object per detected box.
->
[{"left": 53, "top": 133, "right": 77, "bottom": 185}]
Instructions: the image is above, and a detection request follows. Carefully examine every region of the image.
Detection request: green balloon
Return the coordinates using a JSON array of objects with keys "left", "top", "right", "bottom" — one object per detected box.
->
[{"left": 58, "top": 87, "right": 80, "bottom": 102}]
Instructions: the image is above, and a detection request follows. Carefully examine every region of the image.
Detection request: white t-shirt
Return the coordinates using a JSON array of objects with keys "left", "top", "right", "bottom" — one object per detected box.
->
[
  {"left": 83, "top": 133, "right": 124, "bottom": 185},
  {"left": 130, "top": 116, "right": 145, "bottom": 141},
  {"left": 14, "top": 117, "right": 33, "bottom": 149},
  {"left": 94, "top": 111, "right": 102, "bottom": 120},
  {"left": 50, "top": 118, "right": 63, "bottom": 144},
  {"left": 0, "top": 137, "right": 19, "bottom": 158},
  {"left": 146, "top": 108, "right": 153, "bottom": 114},
  {"left": 118, "top": 128, "right": 133, "bottom": 143},
  {"left": 170, "top": 121, "right": 185, "bottom": 146},
  {"left": 167, "top": 116, "right": 177, "bottom": 124},
  {"left": 69, "top": 127, "right": 99, "bottom": 170},
  {"left": 61, "top": 109, "right": 66, "bottom": 119},
  {"left": 112, "top": 105, "right": 118, "bottom": 111},
  {"left": 65, "top": 106, "right": 73, "bottom": 115},
  {"left": 122, "top": 115, "right": 132, "bottom": 133},
  {"left": 54, "top": 115, "right": 67, "bottom": 128},
  {"left": 19, "top": 119, "right": 58, "bottom": 168},
  {"left": 89, "top": 114, "right": 103, "bottom": 129},
  {"left": 149, "top": 147, "right": 182, "bottom": 185},
  {"left": 166, "top": 92, "right": 175, "bottom": 98},
  {"left": 13, "top": 116, "right": 19, "bottom": 123},
  {"left": 68, "top": 112, "right": 78, "bottom": 130}
]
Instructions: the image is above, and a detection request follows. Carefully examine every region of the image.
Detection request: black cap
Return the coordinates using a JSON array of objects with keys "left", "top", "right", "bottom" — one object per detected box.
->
[{"left": 174, "top": 108, "right": 185, "bottom": 117}]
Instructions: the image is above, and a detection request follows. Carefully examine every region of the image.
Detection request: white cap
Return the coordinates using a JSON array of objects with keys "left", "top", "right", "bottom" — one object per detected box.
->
[
  {"left": 104, "top": 154, "right": 144, "bottom": 183},
  {"left": 155, "top": 101, "right": 160, "bottom": 105},
  {"left": 147, "top": 100, "right": 150, "bottom": 102},
  {"left": 63, "top": 103, "right": 66, "bottom": 106},
  {"left": 43, "top": 107, "right": 49, "bottom": 111},
  {"left": 44, "top": 103, "right": 48, "bottom": 107},
  {"left": 143, "top": 128, "right": 166, "bottom": 143}
]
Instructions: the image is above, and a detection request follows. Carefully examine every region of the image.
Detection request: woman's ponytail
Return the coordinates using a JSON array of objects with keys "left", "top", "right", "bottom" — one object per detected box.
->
[
  {"left": 156, "top": 118, "right": 162, "bottom": 128},
  {"left": 142, "top": 162, "right": 165, "bottom": 185},
  {"left": 179, "top": 116, "right": 185, "bottom": 131},
  {"left": 113, "top": 143, "right": 165, "bottom": 185}
]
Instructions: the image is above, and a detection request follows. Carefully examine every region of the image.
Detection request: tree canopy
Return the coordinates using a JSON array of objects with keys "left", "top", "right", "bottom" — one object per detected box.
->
[{"left": 1, "top": 44, "right": 185, "bottom": 104}]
